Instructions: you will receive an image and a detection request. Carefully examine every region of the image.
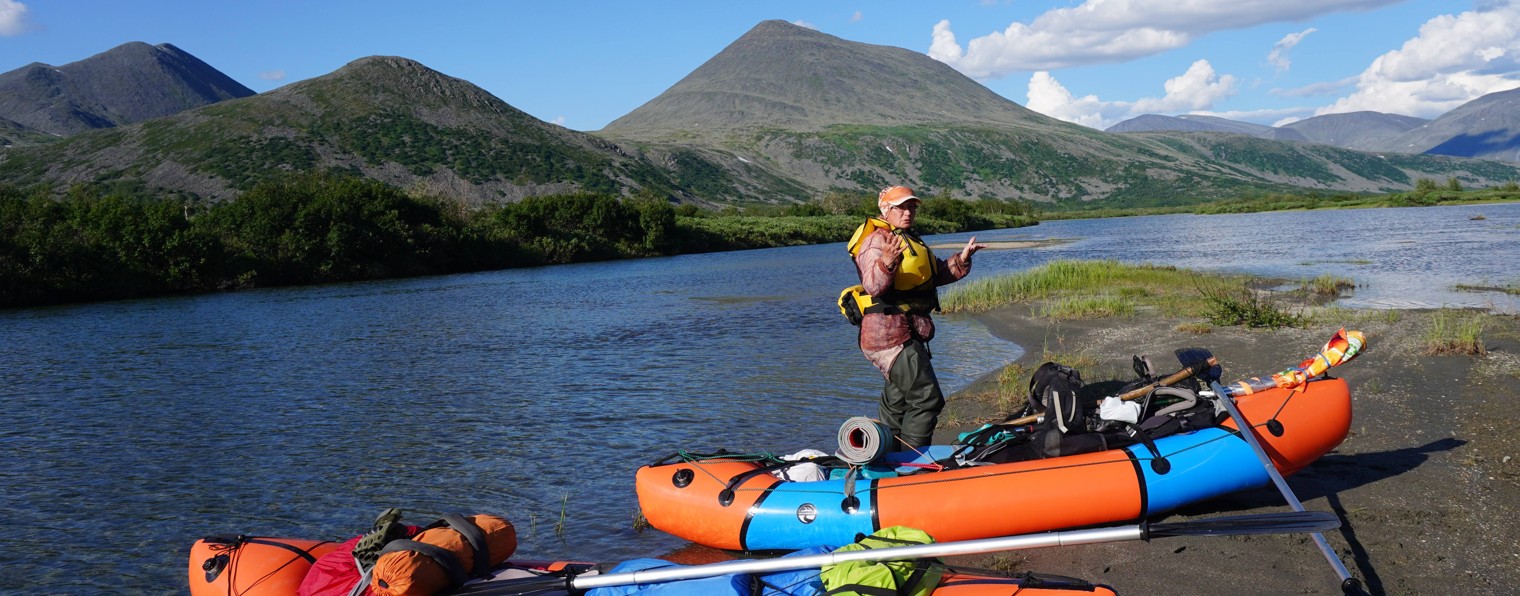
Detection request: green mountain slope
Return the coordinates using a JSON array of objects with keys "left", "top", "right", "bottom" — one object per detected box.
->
[
  {"left": 3, "top": 23, "right": 1518, "bottom": 209},
  {"left": 0, "top": 56, "right": 696, "bottom": 204},
  {"left": 597, "top": 20, "right": 1520, "bottom": 206}
]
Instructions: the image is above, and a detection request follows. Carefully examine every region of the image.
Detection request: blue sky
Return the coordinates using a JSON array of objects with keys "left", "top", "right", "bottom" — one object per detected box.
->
[{"left": 3, "top": 1, "right": 1519, "bottom": 132}]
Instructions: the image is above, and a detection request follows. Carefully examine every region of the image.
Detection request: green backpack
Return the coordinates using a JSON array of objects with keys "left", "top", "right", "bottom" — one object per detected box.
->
[{"left": 819, "top": 526, "right": 944, "bottom": 596}]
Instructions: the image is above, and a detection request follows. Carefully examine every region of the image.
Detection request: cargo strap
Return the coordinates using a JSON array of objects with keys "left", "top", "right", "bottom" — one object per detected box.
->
[
  {"left": 378, "top": 540, "right": 470, "bottom": 587},
  {"left": 439, "top": 513, "right": 491, "bottom": 577},
  {"left": 375, "top": 514, "right": 492, "bottom": 588}
]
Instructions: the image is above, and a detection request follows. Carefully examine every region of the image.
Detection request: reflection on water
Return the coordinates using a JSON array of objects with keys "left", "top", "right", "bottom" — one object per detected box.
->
[{"left": 1, "top": 202, "right": 1515, "bottom": 593}]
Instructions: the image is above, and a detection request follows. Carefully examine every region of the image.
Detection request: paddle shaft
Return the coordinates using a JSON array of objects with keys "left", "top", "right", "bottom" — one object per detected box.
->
[
  {"left": 573, "top": 526, "right": 1143, "bottom": 589},
  {"left": 1209, "top": 380, "right": 1360, "bottom": 593},
  {"left": 566, "top": 510, "right": 1336, "bottom": 591},
  {"left": 1002, "top": 356, "right": 1219, "bottom": 426}
]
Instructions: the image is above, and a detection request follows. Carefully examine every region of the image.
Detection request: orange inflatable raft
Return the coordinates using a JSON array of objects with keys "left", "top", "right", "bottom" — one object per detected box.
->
[
  {"left": 187, "top": 534, "right": 1114, "bottom": 595},
  {"left": 189, "top": 535, "right": 339, "bottom": 595},
  {"left": 636, "top": 377, "right": 1352, "bottom": 552}
]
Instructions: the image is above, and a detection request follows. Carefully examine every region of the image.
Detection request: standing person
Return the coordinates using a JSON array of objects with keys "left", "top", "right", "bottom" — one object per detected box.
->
[{"left": 846, "top": 186, "right": 986, "bottom": 450}]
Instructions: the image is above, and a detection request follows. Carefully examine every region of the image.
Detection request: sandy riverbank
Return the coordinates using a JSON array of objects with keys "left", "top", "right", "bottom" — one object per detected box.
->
[{"left": 930, "top": 303, "right": 1520, "bottom": 595}]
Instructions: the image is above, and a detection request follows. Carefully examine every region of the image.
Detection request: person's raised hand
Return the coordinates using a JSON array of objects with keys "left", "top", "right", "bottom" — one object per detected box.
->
[
  {"left": 881, "top": 238, "right": 904, "bottom": 270},
  {"left": 960, "top": 236, "right": 987, "bottom": 261}
]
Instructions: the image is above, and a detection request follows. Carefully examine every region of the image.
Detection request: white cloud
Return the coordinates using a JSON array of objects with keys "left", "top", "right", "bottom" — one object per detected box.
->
[
  {"left": 1267, "top": 28, "right": 1316, "bottom": 72},
  {"left": 1025, "top": 72, "right": 1115, "bottom": 129},
  {"left": 850, "top": 11, "right": 863, "bottom": 24},
  {"left": 1026, "top": 60, "right": 1239, "bottom": 130},
  {"left": 0, "top": 0, "right": 33, "bottom": 36},
  {"left": 1318, "top": 2, "right": 1520, "bottom": 118},
  {"left": 792, "top": 19, "right": 818, "bottom": 31},
  {"left": 258, "top": 70, "right": 285, "bottom": 81},
  {"left": 1133, "top": 60, "right": 1239, "bottom": 113},
  {"left": 929, "top": 0, "right": 1398, "bottom": 78}
]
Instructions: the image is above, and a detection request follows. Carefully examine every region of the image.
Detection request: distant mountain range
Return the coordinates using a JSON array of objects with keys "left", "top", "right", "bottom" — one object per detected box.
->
[
  {"left": 0, "top": 55, "right": 688, "bottom": 204},
  {"left": 0, "top": 42, "right": 254, "bottom": 138},
  {"left": 1110, "top": 89, "right": 1520, "bottom": 163},
  {"left": 3, "top": 23, "right": 1520, "bottom": 209},
  {"left": 1108, "top": 114, "right": 1310, "bottom": 142}
]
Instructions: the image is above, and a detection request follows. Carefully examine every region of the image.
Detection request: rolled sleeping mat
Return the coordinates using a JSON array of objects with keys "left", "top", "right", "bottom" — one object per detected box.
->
[{"left": 836, "top": 416, "right": 892, "bottom": 465}]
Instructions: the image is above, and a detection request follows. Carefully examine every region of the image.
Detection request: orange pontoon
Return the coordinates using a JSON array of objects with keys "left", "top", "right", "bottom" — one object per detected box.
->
[{"left": 637, "top": 377, "right": 1352, "bottom": 552}]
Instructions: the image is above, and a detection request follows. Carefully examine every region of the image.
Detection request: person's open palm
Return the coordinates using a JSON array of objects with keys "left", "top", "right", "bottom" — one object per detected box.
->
[
  {"left": 881, "top": 240, "right": 904, "bottom": 269},
  {"left": 960, "top": 237, "right": 987, "bottom": 261}
]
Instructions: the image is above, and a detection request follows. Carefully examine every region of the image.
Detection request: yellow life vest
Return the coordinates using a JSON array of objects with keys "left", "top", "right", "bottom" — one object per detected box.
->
[{"left": 839, "top": 218, "right": 940, "bottom": 325}]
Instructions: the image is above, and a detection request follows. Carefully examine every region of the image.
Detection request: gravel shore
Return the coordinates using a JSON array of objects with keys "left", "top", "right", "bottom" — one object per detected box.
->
[{"left": 931, "top": 304, "right": 1520, "bottom": 595}]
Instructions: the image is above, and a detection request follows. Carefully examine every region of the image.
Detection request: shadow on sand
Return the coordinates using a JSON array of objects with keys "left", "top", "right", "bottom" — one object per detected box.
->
[{"left": 1173, "top": 437, "right": 1465, "bottom": 595}]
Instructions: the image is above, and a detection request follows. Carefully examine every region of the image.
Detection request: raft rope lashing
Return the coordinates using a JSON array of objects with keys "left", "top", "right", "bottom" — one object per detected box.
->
[
  {"left": 681, "top": 388, "right": 1309, "bottom": 501},
  {"left": 199, "top": 535, "right": 330, "bottom": 594}
]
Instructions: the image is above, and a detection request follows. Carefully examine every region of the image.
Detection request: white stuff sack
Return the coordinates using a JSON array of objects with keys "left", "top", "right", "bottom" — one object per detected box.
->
[
  {"left": 1099, "top": 396, "right": 1142, "bottom": 424},
  {"left": 772, "top": 449, "right": 830, "bottom": 482}
]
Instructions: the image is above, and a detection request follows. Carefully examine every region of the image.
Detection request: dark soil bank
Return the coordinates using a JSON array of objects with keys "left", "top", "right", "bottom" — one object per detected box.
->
[{"left": 931, "top": 307, "right": 1520, "bottom": 595}]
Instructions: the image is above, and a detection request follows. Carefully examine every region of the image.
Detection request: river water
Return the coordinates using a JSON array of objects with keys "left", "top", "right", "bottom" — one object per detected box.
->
[{"left": 2, "top": 203, "right": 1516, "bottom": 593}]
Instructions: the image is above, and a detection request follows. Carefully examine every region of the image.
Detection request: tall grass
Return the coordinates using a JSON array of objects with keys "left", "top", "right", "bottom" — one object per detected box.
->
[
  {"left": 942, "top": 259, "right": 1315, "bottom": 328},
  {"left": 1423, "top": 308, "right": 1487, "bottom": 355},
  {"left": 554, "top": 493, "right": 569, "bottom": 537},
  {"left": 1454, "top": 282, "right": 1520, "bottom": 296},
  {"left": 1039, "top": 295, "right": 1135, "bottom": 320},
  {"left": 1302, "top": 274, "right": 1356, "bottom": 296},
  {"left": 942, "top": 260, "right": 1209, "bottom": 314}
]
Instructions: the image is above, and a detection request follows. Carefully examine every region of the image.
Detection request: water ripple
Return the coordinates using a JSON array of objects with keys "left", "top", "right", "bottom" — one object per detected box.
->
[{"left": 1, "top": 203, "right": 1515, "bottom": 592}]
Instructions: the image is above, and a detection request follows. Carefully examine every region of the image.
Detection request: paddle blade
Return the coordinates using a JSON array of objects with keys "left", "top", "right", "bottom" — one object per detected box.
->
[
  {"left": 1296, "top": 328, "right": 1365, "bottom": 375},
  {"left": 1175, "top": 347, "right": 1221, "bottom": 383},
  {"left": 1147, "top": 511, "right": 1341, "bottom": 539}
]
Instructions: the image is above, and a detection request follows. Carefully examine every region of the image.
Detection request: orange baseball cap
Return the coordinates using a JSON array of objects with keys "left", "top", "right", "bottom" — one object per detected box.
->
[{"left": 878, "top": 186, "right": 920, "bottom": 211}]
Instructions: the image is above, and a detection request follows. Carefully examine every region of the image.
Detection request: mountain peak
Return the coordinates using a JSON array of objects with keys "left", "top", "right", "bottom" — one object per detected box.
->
[
  {"left": 0, "top": 41, "right": 254, "bottom": 136},
  {"left": 340, "top": 55, "right": 430, "bottom": 72},
  {"left": 291, "top": 55, "right": 520, "bottom": 116},
  {"left": 599, "top": 20, "right": 1042, "bottom": 139}
]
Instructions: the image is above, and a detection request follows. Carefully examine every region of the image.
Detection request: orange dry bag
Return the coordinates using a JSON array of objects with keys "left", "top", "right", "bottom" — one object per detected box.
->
[{"left": 369, "top": 513, "right": 517, "bottom": 596}]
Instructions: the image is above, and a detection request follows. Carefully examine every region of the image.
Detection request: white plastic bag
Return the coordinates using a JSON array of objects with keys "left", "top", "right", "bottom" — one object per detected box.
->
[
  {"left": 1099, "top": 396, "right": 1141, "bottom": 424},
  {"left": 773, "top": 448, "right": 830, "bottom": 482}
]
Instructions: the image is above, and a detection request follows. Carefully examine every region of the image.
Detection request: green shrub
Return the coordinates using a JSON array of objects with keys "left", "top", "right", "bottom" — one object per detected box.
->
[{"left": 1197, "top": 281, "right": 1302, "bottom": 328}]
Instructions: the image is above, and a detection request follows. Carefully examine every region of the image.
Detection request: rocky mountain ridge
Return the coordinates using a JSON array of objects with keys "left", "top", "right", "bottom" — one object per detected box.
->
[
  {"left": 0, "top": 42, "right": 254, "bottom": 139},
  {"left": 4, "top": 23, "right": 1520, "bottom": 207}
]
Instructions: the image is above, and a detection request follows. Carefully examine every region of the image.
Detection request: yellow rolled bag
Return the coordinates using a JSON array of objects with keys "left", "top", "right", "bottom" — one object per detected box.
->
[{"left": 369, "top": 513, "right": 517, "bottom": 596}]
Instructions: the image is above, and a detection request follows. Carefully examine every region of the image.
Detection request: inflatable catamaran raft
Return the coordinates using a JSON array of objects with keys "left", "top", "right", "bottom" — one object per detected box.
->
[
  {"left": 186, "top": 520, "right": 1127, "bottom": 595},
  {"left": 187, "top": 509, "right": 1341, "bottom": 595},
  {"left": 636, "top": 331, "right": 1364, "bottom": 552}
]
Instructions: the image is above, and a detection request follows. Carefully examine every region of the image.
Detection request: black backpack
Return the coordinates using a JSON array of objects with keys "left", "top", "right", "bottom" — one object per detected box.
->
[
  {"left": 1027, "top": 362, "right": 1087, "bottom": 434},
  {"left": 1129, "top": 386, "right": 1224, "bottom": 441}
]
